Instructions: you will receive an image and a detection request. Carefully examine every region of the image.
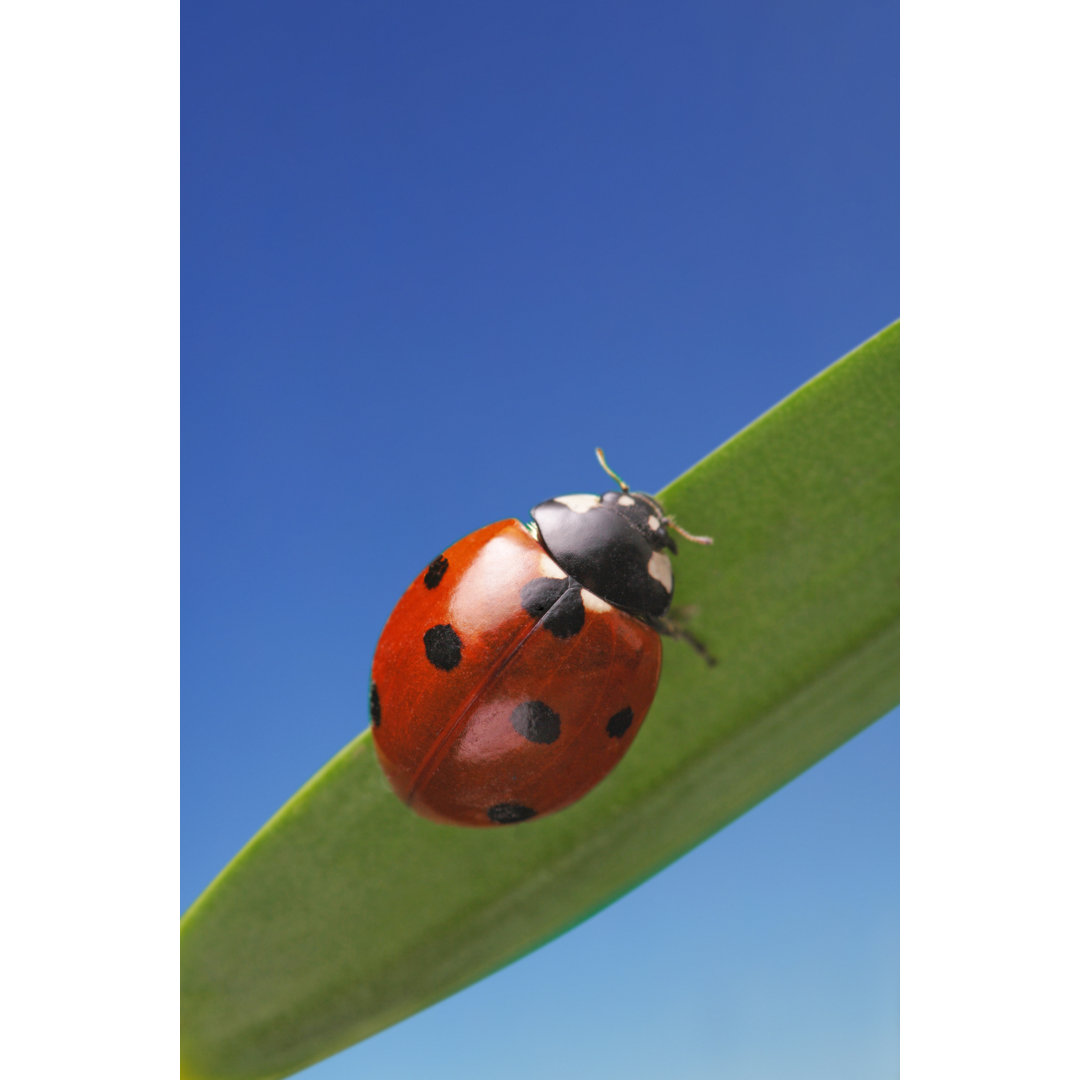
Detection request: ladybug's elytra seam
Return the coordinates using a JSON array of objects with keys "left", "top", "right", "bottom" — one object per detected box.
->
[{"left": 404, "top": 585, "right": 584, "bottom": 805}]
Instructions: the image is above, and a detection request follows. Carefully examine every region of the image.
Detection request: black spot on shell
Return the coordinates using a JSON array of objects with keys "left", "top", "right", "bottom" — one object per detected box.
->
[
  {"left": 369, "top": 683, "right": 381, "bottom": 728},
  {"left": 511, "top": 700, "right": 561, "bottom": 744},
  {"left": 487, "top": 803, "right": 537, "bottom": 824},
  {"left": 520, "top": 575, "right": 568, "bottom": 618},
  {"left": 606, "top": 706, "right": 634, "bottom": 738},
  {"left": 423, "top": 624, "right": 462, "bottom": 671},
  {"left": 424, "top": 554, "right": 448, "bottom": 589},
  {"left": 521, "top": 577, "right": 585, "bottom": 639},
  {"left": 544, "top": 584, "right": 585, "bottom": 639}
]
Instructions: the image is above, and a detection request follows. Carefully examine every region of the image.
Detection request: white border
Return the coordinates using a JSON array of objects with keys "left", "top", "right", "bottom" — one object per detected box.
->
[
  {"left": 1, "top": 5, "right": 178, "bottom": 1076},
  {"left": 904, "top": 2, "right": 1080, "bottom": 1076}
]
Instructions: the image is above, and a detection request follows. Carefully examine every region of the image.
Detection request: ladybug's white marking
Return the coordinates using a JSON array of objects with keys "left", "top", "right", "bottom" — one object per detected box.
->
[
  {"left": 537, "top": 552, "right": 568, "bottom": 579},
  {"left": 554, "top": 494, "right": 601, "bottom": 514},
  {"left": 581, "top": 589, "right": 613, "bottom": 614},
  {"left": 617, "top": 494, "right": 635, "bottom": 507},
  {"left": 648, "top": 551, "right": 673, "bottom": 593},
  {"left": 647, "top": 514, "right": 660, "bottom": 531}
]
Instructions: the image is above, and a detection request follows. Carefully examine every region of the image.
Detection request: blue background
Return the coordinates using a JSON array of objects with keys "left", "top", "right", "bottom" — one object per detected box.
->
[{"left": 183, "top": 2, "right": 898, "bottom": 1076}]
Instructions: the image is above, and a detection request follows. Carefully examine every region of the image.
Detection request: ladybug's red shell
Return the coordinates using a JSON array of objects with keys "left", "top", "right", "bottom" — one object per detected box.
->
[{"left": 371, "top": 519, "right": 662, "bottom": 826}]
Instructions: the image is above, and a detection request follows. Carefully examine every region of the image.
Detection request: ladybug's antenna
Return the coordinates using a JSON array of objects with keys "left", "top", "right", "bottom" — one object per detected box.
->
[
  {"left": 596, "top": 447, "right": 714, "bottom": 545},
  {"left": 595, "top": 447, "right": 630, "bottom": 493},
  {"left": 667, "top": 519, "right": 714, "bottom": 546}
]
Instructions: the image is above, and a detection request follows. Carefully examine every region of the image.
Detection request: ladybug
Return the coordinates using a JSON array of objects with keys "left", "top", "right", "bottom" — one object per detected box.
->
[{"left": 370, "top": 450, "right": 712, "bottom": 827}]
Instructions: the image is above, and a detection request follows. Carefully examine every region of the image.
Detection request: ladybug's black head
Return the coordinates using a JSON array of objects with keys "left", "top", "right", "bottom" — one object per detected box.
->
[{"left": 530, "top": 489, "right": 677, "bottom": 621}]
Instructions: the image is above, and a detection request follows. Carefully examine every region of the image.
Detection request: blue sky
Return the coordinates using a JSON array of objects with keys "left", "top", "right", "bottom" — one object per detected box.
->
[{"left": 183, "top": 1, "right": 898, "bottom": 1076}]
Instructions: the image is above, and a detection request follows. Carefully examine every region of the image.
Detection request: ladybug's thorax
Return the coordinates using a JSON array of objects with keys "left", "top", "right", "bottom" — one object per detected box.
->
[{"left": 529, "top": 490, "right": 677, "bottom": 621}]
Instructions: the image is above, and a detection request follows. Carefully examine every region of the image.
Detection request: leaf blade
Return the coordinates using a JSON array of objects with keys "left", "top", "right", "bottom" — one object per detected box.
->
[{"left": 182, "top": 322, "right": 899, "bottom": 1080}]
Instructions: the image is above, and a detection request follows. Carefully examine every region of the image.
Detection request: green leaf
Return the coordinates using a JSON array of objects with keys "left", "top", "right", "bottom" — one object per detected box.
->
[{"left": 182, "top": 322, "right": 900, "bottom": 1080}]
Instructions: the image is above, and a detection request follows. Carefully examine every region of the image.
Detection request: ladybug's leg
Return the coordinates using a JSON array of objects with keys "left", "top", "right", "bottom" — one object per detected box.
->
[{"left": 650, "top": 614, "right": 717, "bottom": 667}]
